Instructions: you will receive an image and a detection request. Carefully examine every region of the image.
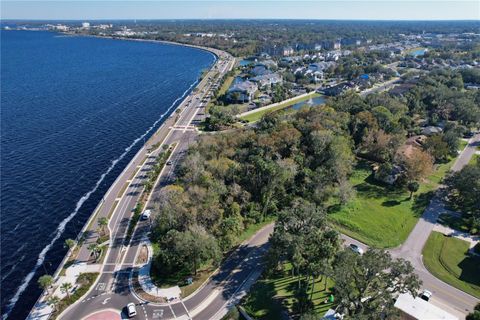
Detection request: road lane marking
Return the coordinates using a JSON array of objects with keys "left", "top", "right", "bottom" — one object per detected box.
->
[
  {"left": 101, "top": 297, "right": 111, "bottom": 305},
  {"left": 96, "top": 282, "right": 106, "bottom": 291},
  {"left": 168, "top": 303, "right": 177, "bottom": 319},
  {"left": 179, "top": 299, "right": 191, "bottom": 320},
  {"left": 152, "top": 309, "right": 164, "bottom": 319}
]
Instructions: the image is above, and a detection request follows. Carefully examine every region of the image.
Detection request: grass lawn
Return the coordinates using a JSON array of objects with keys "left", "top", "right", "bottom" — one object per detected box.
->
[
  {"left": 329, "top": 158, "right": 455, "bottom": 248},
  {"left": 459, "top": 139, "right": 469, "bottom": 151},
  {"left": 239, "top": 92, "right": 320, "bottom": 123},
  {"left": 422, "top": 231, "right": 480, "bottom": 298},
  {"left": 242, "top": 263, "right": 335, "bottom": 319},
  {"left": 218, "top": 70, "right": 240, "bottom": 97},
  {"left": 469, "top": 154, "right": 479, "bottom": 165}
]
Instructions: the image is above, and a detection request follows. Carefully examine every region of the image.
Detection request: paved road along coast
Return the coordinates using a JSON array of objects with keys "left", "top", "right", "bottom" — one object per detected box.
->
[
  {"left": 27, "top": 39, "right": 479, "bottom": 320},
  {"left": 27, "top": 41, "right": 244, "bottom": 320}
]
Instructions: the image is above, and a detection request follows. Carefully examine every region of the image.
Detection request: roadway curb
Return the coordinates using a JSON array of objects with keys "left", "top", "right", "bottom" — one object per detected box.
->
[{"left": 128, "top": 223, "right": 275, "bottom": 308}]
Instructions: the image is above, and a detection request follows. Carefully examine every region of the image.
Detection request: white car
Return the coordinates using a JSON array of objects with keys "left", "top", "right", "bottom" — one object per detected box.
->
[
  {"left": 127, "top": 303, "right": 137, "bottom": 317},
  {"left": 141, "top": 209, "right": 151, "bottom": 221},
  {"left": 420, "top": 289, "right": 432, "bottom": 301},
  {"left": 349, "top": 243, "right": 364, "bottom": 255}
]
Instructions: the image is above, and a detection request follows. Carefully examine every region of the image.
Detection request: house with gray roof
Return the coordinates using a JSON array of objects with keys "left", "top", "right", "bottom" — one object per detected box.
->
[
  {"left": 227, "top": 80, "right": 258, "bottom": 103},
  {"left": 250, "top": 73, "right": 283, "bottom": 88}
]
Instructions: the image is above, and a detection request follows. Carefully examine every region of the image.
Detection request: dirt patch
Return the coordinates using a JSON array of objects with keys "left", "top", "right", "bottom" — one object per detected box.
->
[{"left": 136, "top": 245, "right": 149, "bottom": 264}]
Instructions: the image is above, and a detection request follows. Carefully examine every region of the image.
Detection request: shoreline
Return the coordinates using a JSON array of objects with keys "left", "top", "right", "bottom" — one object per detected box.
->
[
  {"left": 26, "top": 34, "right": 229, "bottom": 320},
  {"left": 64, "top": 31, "right": 223, "bottom": 60}
]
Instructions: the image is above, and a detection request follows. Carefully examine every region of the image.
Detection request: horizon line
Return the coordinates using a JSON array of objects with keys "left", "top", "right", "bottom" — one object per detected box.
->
[{"left": 3, "top": 18, "right": 480, "bottom": 22}]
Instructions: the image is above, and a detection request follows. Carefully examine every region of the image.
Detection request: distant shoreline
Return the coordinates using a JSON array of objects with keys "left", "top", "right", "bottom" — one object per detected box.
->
[{"left": 63, "top": 32, "right": 222, "bottom": 60}]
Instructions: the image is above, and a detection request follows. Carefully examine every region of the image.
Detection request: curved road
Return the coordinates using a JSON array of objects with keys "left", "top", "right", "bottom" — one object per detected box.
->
[
  {"left": 58, "top": 49, "right": 267, "bottom": 320},
  {"left": 343, "top": 134, "right": 480, "bottom": 317}
]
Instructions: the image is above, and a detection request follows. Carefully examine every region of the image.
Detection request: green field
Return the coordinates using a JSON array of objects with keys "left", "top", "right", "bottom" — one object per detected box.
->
[
  {"left": 329, "top": 158, "right": 455, "bottom": 248},
  {"left": 422, "top": 232, "right": 480, "bottom": 298},
  {"left": 239, "top": 92, "right": 321, "bottom": 123},
  {"left": 469, "top": 154, "right": 479, "bottom": 165},
  {"left": 242, "top": 263, "right": 335, "bottom": 319}
]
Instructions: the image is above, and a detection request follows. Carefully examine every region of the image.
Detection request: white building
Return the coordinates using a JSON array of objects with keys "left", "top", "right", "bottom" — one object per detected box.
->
[
  {"left": 394, "top": 294, "right": 458, "bottom": 320},
  {"left": 81, "top": 22, "right": 90, "bottom": 29}
]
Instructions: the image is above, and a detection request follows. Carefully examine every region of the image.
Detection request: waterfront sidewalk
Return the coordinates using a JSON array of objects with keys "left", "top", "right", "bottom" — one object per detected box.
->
[{"left": 136, "top": 238, "right": 181, "bottom": 300}]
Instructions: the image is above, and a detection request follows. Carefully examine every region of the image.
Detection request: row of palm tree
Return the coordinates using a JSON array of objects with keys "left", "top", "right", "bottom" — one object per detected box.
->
[{"left": 37, "top": 216, "right": 111, "bottom": 313}]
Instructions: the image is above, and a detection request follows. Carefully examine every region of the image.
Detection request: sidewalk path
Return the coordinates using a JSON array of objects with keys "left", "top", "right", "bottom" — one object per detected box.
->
[
  {"left": 136, "top": 239, "right": 181, "bottom": 300},
  {"left": 390, "top": 133, "right": 480, "bottom": 315},
  {"left": 433, "top": 224, "right": 479, "bottom": 249}
]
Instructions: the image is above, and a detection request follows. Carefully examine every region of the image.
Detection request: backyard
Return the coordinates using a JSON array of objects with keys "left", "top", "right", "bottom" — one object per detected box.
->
[{"left": 422, "top": 231, "right": 480, "bottom": 299}]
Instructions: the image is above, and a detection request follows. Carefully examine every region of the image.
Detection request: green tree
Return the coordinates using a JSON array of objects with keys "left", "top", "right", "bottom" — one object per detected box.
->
[
  {"left": 97, "top": 217, "right": 108, "bottom": 236},
  {"left": 47, "top": 296, "right": 60, "bottom": 312},
  {"left": 60, "top": 282, "right": 72, "bottom": 299},
  {"left": 407, "top": 181, "right": 420, "bottom": 200},
  {"left": 333, "top": 249, "right": 421, "bottom": 319},
  {"left": 268, "top": 199, "right": 340, "bottom": 305},
  {"left": 424, "top": 134, "right": 449, "bottom": 162},
  {"left": 466, "top": 303, "right": 480, "bottom": 320},
  {"left": 445, "top": 159, "right": 480, "bottom": 234},
  {"left": 87, "top": 243, "right": 101, "bottom": 261},
  {"left": 38, "top": 275, "right": 54, "bottom": 291},
  {"left": 64, "top": 238, "right": 75, "bottom": 250},
  {"left": 156, "top": 225, "right": 221, "bottom": 276}
]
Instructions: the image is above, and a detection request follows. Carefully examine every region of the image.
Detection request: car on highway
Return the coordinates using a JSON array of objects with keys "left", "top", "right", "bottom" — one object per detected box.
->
[
  {"left": 420, "top": 289, "right": 432, "bottom": 301},
  {"left": 127, "top": 303, "right": 137, "bottom": 317},
  {"left": 349, "top": 243, "right": 364, "bottom": 255},
  {"left": 141, "top": 209, "right": 151, "bottom": 221}
]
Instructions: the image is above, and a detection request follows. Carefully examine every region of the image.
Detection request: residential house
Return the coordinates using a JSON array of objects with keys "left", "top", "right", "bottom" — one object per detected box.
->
[
  {"left": 250, "top": 73, "right": 283, "bottom": 88},
  {"left": 227, "top": 81, "right": 258, "bottom": 103},
  {"left": 283, "top": 46, "right": 294, "bottom": 56},
  {"left": 421, "top": 126, "right": 443, "bottom": 136},
  {"left": 250, "top": 65, "right": 269, "bottom": 76}
]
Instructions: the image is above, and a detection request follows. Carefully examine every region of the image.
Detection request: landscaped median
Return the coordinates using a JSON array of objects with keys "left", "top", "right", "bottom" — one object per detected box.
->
[
  {"left": 132, "top": 218, "right": 275, "bottom": 302},
  {"left": 422, "top": 231, "right": 480, "bottom": 299},
  {"left": 237, "top": 91, "right": 322, "bottom": 123}
]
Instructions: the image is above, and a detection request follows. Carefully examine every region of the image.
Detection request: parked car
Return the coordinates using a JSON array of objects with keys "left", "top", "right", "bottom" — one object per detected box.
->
[
  {"left": 349, "top": 243, "right": 364, "bottom": 255},
  {"left": 141, "top": 209, "right": 151, "bottom": 221},
  {"left": 420, "top": 289, "right": 432, "bottom": 301},
  {"left": 127, "top": 303, "right": 137, "bottom": 317}
]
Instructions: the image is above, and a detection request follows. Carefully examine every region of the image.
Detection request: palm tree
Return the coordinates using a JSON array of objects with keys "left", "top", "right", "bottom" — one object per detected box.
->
[
  {"left": 88, "top": 243, "right": 101, "bottom": 261},
  {"left": 47, "top": 296, "right": 60, "bottom": 312},
  {"left": 38, "top": 275, "right": 54, "bottom": 292},
  {"left": 97, "top": 217, "right": 108, "bottom": 236},
  {"left": 64, "top": 238, "right": 75, "bottom": 250},
  {"left": 60, "top": 282, "right": 72, "bottom": 299}
]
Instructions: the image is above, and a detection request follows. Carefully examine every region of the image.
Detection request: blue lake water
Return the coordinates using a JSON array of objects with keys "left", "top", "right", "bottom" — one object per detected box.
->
[
  {"left": 410, "top": 48, "right": 427, "bottom": 57},
  {"left": 291, "top": 95, "right": 326, "bottom": 110},
  {"left": 0, "top": 30, "right": 214, "bottom": 319},
  {"left": 239, "top": 59, "right": 255, "bottom": 66}
]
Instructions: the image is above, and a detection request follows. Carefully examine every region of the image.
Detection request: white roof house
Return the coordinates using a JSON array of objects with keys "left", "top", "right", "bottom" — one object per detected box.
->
[{"left": 394, "top": 294, "right": 458, "bottom": 320}]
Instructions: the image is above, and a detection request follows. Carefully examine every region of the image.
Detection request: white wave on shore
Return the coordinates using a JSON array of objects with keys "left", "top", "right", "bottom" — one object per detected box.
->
[{"left": 2, "top": 78, "right": 200, "bottom": 320}]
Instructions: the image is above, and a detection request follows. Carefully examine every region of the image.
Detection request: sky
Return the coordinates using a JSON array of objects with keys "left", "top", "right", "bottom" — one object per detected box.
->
[{"left": 1, "top": 0, "right": 479, "bottom": 21}]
